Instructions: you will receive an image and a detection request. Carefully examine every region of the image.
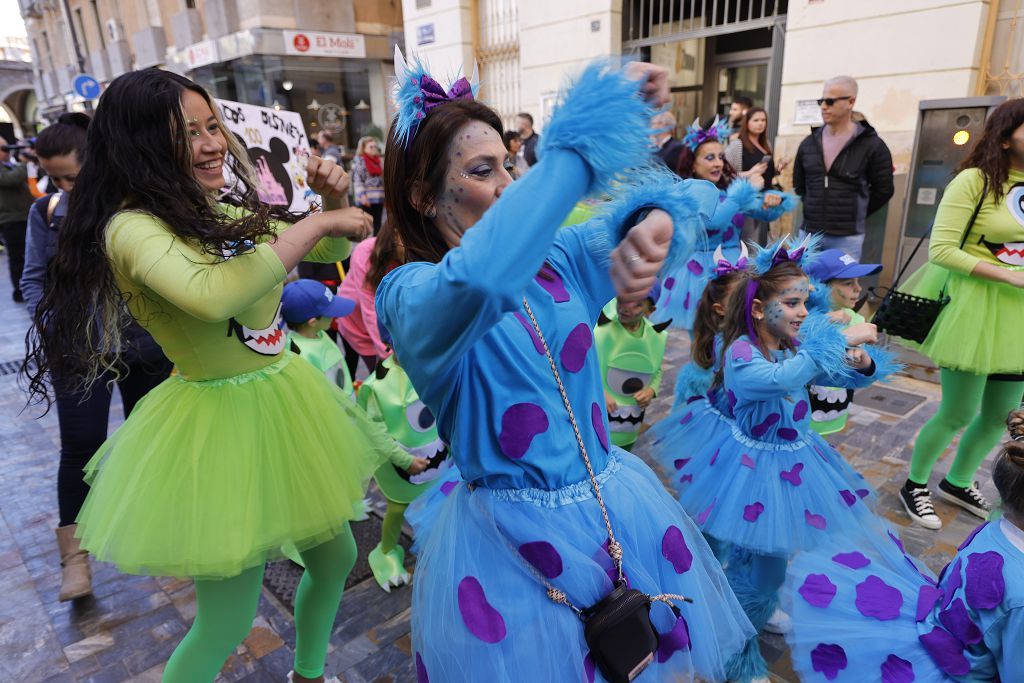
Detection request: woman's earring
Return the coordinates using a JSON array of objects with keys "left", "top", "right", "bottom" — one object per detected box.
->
[{"left": 426, "top": 207, "right": 437, "bottom": 218}]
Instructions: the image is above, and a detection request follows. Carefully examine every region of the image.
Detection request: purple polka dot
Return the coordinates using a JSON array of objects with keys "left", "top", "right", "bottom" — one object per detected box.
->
[
  {"left": 731, "top": 340, "right": 753, "bottom": 362},
  {"left": 857, "top": 488, "right": 870, "bottom": 499},
  {"left": 457, "top": 576, "right": 506, "bottom": 643},
  {"left": 741, "top": 454, "right": 755, "bottom": 469},
  {"left": 518, "top": 541, "right": 563, "bottom": 579},
  {"left": 724, "top": 226, "right": 736, "bottom": 241},
  {"left": 805, "top": 510, "right": 827, "bottom": 530},
  {"left": 832, "top": 551, "right": 870, "bottom": 569},
  {"left": 656, "top": 614, "right": 691, "bottom": 663},
  {"left": 958, "top": 522, "right": 988, "bottom": 551},
  {"left": 919, "top": 627, "right": 970, "bottom": 676},
  {"left": 679, "top": 474, "right": 693, "bottom": 484},
  {"left": 591, "top": 403, "right": 609, "bottom": 452},
  {"left": 880, "top": 654, "right": 914, "bottom": 683},
  {"left": 780, "top": 463, "right": 804, "bottom": 486},
  {"left": 965, "top": 550, "right": 1005, "bottom": 610},
  {"left": 697, "top": 499, "right": 715, "bottom": 525},
  {"left": 743, "top": 502, "right": 765, "bottom": 522},
  {"left": 731, "top": 213, "right": 744, "bottom": 230},
  {"left": 662, "top": 526, "right": 693, "bottom": 574},
  {"left": 682, "top": 292, "right": 691, "bottom": 310},
  {"left": 799, "top": 573, "right": 837, "bottom": 608},
  {"left": 810, "top": 643, "right": 847, "bottom": 680},
  {"left": 679, "top": 411, "right": 694, "bottom": 426},
  {"left": 664, "top": 277, "right": 675, "bottom": 290},
  {"left": 709, "top": 448, "right": 720, "bottom": 466},
  {"left": 855, "top": 575, "right": 903, "bottom": 620},
  {"left": 513, "top": 312, "right": 545, "bottom": 355},
  {"left": 535, "top": 264, "right": 569, "bottom": 302},
  {"left": 888, "top": 530, "right": 906, "bottom": 554},
  {"left": 584, "top": 653, "right": 595, "bottom": 683},
  {"left": 751, "top": 413, "right": 782, "bottom": 437},
  {"left": 686, "top": 259, "right": 703, "bottom": 275},
  {"left": 938, "top": 597, "right": 983, "bottom": 645},
  {"left": 440, "top": 481, "right": 458, "bottom": 496},
  {"left": 941, "top": 558, "right": 962, "bottom": 609},
  {"left": 686, "top": 395, "right": 702, "bottom": 404},
  {"left": 416, "top": 652, "right": 429, "bottom": 683},
  {"left": 498, "top": 403, "right": 548, "bottom": 459},
  {"left": 560, "top": 323, "right": 592, "bottom": 373},
  {"left": 793, "top": 400, "right": 809, "bottom": 421},
  {"left": 916, "top": 584, "right": 944, "bottom": 622},
  {"left": 777, "top": 427, "right": 799, "bottom": 441},
  {"left": 673, "top": 458, "right": 691, "bottom": 470},
  {"left": 840, "top": 490, "right": 857, "bottom": 506},
  {"left": 727, "top": 390, "right": 738, "bottom": 413}
]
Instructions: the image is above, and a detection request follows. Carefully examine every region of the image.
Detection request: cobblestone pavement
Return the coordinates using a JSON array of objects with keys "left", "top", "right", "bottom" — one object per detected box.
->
[{"left": 0, "top": 271, "right": 998, "bottom": 682}]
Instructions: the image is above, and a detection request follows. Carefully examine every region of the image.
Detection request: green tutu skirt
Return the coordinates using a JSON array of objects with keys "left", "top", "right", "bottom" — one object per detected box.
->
[
  {"left": 899, "top": 262, "right": 1024, "bottom": 374},
  {"left": 76, "top": 352, "right": 393, "bottom": 578}
]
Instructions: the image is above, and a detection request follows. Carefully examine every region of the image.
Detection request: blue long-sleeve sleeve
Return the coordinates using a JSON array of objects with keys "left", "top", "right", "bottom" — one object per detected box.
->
[
  {"left": 727, "top": 341, "right": 828, "bottom": 400},
  {"left": 21, "top": 195, "right": 55, "bottom": 318},
  {"left": 744, "top": 190, "right": 798, "bottom": 223}
]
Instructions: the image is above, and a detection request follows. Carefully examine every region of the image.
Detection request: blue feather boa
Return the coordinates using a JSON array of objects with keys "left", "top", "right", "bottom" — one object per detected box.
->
[
  {"left": 796, "top": 313, "right": 849, "bottom": 381},
  {"left": 674, "top": 361, "right": 714, "bottom": 404},
  {"left": 751, "top": 234, "right": 823, "bottom": 276},
  {"left": 863, "top": 343, "right": 904, "bottom": 383},
  {"left": 806, "top": 277, "right": 833, "bottom": 315}
]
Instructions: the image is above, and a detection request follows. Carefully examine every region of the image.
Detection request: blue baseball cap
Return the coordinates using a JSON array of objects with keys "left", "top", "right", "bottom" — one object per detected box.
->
[
  {"left": 281, "top": 279, "right": 355, "bottom": 323},
  {"left": 805, "top": 249, "right": 882, "bottom": 282}
]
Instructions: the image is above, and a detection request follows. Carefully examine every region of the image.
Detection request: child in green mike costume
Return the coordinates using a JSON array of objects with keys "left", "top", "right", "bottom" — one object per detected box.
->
[
  {"left": 358, "top": 352, "right": 445, "bottom": 591},
  {"left": 594, "top": 283, "right": 670, "bottom": 451}
]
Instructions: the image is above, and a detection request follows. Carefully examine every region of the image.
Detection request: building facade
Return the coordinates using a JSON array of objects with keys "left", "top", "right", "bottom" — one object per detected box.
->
[{"left": 20, "top": 0, "right": 404, "bottom": 150}]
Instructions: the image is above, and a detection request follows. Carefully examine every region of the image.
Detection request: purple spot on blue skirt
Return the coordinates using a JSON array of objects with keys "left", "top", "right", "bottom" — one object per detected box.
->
[
  {"left": 793, "top": 400, "right": 809, "bottom": 421},
  {"left": 457, "top": 577, "right": 507, "bottom": 643},
  {"left": 880, "top": 654, "right": 915, "bottom": 683},
  {"left": 777, "top": 427, "right": 799, "bottom": 441},
  {"left": 591, "top": 403, "right": 610, "bottom": 452},
  {"left": 741, "top": 454, "right": 755, "bottom": 469},
  {"left": 810, "top": 643, "right": 847, "bottom": 680},
  {"left": 686, "top": 394, "right": 703, "bottom": 404},
  {"left": 916, "top": 585, "right": 944, "bottom": 622},
  {"left": 661, "top": 526, "right": 693, "bottom": 574},
  {"left": 535, "top": 263, "right": 570, "bottom": 302},
  {"left": 855, "top": 575, "right": 904, "bottom": 621},
  {"left": 804, "top": 510, "right": 827, "bottom": 530},
  {"left": 958, "top": 522, "right": 988, "bottom": 551},
  {"left": 727, "top": 389, "right": 738, "bottom": 412},
  {"left": 942, "top": 558, "right": 962, "bottom": 609},
  {"left": 832, "top": 551, "right": 870, "bottom": 570},
  {"left": 965, "top": 550, "right": 1005, "bottom": 610},
  {"left": 840, "top": 490, "right": 857, "bottom": 506},
  {"left": 679, "top": 411, "right": 694, "bottom": 426},
  {"left": 799, "top": 573, "right": 837, "bottom": 608},
  {"left": 743, "top": 502, "right": 765, "bottom": 522},
  {"left": 687, "top": 259, "right": 703, "bottom": 275},
  {"left": 518, "top": 541, "right": 564, "bottom": 579},
  {"left": 664, "top": 277, "right": 675, "bottom": 290},
  {"left": 887, "top": 530, "right": 906, "bottom": 554},
  {"left": 857, "top": 488, "right": 870, "bottom": 499},
  {"left": 919, "top": 627, "right": 970, "bottom": 677},
  {"left": 674, "top": 458, "right": 691, "bottom": 470},
  {"left": 724, "top": 226, "right": 736, "bottom": 241},
  {"left": 679, "top": 473, "right": 694, "bottom": 484},
  {"left": 682, "top": 292, "right": 691, "bottom": 310},
  {"left": 440, "top": 481, "right": 457, "bottom": 496},
  {"left": 938, "top": 597, "right": 983, "bottom": 645},
  {"left": 560, "top": 323, "right": 592, "bottom": 373},
  {"left": 697, "top": 499, "right": 716, "bottom": 525},
  {"left": 731, "top": 340, "right": 753, "bottom": 362},
  {"left": 751, "top": 413, "right": 781, "bottom": 437},
  {"left": 780, "top": 463, "right": 804, "bottom": 485},
  {"left": 513, "top": 312, "right": 546, "bottom": 355},
  {"left": 416, "top": 653, "right": 429, "bottom": 683},
  {"left": 498, "top": 403, "right": 549, "bottom": 459},
  {"left": 710, "top": 448, "right": 720, "bottom": 466},
  {"left": 656, "top": 614, "right": 691, "bottom": 663},
  {"left": 584, "top": 653, "right": 595, "bottom": 683}
]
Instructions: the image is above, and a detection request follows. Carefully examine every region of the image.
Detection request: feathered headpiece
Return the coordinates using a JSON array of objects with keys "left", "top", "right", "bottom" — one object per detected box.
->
[
  {"left": 682, "top": 116, "right": 732, "bottom": 151},
  {"left": 392, "top": 46, "right": 480, "bottom": 150},
  {"left": 750, "top": 234, "right": 820, "bottom": 276},
  {"left": 712, "top": 242, "right": 750, "bottom": 279}
]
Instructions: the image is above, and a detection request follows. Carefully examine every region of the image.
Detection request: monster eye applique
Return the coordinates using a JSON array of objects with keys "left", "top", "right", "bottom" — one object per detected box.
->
[
  {"left": 406, "top": 400, "right": 436, "bottom": 433},
  {"left": 606, "top": 367, "right": 653, "bottom": 396},
  {"left": 1007, "top": 184, "right": 1024, "bottom": 228}
]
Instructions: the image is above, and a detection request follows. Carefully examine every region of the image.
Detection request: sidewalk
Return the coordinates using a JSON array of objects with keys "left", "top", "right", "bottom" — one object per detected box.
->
[{"left": 0, "top": 270, "right": 995, "bottom": 682}]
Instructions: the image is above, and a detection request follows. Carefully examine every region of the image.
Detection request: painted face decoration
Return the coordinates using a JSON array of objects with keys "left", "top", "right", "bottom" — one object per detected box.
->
[
  {"left": 763, "top": 278, "right": 809, "bottom": 342},
  {"left": 227, "top": 304, "right": 285, "bottom": 355}
]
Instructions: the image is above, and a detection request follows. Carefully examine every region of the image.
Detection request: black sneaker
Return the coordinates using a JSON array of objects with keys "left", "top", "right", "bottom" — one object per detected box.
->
[
  {"left": 937, "top": 479, "right": 992, "bottom": 520},
  {"left": 899, "top": 483, "right": 942, "bottom": 530}
]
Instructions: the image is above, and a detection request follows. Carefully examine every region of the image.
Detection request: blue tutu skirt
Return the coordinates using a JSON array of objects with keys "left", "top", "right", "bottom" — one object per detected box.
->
[
  {"left": 410, "top": 450, "right": 755, "bottom": 682},
  {"left": 654, "top": 402, "right": 879, "bottom": 556},
  {"left": 652, "top": 246, "right": 739, "bottom": 330},
  {"left": 781, "top": 533, "right": 947, "bottom": 683},
  {"left": 406, "top": 461, "right": 464, "bottom": 555}
]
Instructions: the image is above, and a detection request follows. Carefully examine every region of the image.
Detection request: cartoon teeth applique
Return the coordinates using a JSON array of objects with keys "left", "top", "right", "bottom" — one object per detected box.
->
[
  {"left": 227, "top": 304, "right": 285, "bottom": 355},
  {"left": 396, "top": 437, "right": 450, "bottom": 485},
  {"left": 981, "top": 238, "right": 1024, "bottom": 266},
  {"left": 809, "top": 385, "right": 852, "bottom": 422},
  {"left": 608, "top": 404, "right": 645, "bottom": 433}
]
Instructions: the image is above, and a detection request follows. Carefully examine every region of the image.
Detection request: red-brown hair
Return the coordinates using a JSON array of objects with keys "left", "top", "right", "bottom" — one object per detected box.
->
[{"left": 959, "top": 98, "right": 1024, "bottom": 203}]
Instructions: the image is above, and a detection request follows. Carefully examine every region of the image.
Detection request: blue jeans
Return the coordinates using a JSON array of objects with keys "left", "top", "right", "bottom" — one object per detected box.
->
[{"left": 801, "top": 230, "right": 865, "bottom": 260}]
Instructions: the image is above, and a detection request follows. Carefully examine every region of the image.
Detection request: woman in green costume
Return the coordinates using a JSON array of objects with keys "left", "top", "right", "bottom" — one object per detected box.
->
[{"left": 26, "top": 69, "right": 399, "bottom": 683}]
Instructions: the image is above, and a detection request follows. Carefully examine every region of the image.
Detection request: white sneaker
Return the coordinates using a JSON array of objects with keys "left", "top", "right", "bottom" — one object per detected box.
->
[
  {"left": 287, "top": 672, "right": 341, "bottom": 683},
  {"left": 762, "top": 607, "right": 791, "bottom": 635},
  {"left": 899, "top": 484, "right": 942, "bottom": 530}
]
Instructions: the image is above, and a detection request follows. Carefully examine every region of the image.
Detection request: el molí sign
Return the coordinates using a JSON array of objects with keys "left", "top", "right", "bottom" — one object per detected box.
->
[{"left": 283, "top": 31, "right": 366, "bottom": 58}]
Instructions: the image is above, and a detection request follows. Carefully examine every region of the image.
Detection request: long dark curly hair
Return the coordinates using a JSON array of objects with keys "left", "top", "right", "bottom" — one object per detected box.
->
[
  {"left": 24, "top": 69, "right": 300, "bottom": 406},
  {"left": 675, "top": 140, "right": 736, "bottom": 190},
  {"left": 959, "top": 98, "right": 1024, "bottom": 203}
]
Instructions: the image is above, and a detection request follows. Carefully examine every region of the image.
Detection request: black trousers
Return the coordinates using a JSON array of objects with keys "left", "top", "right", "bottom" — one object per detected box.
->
[
  {"left": 0, "top": 220, "right": 26, "bottom": 296},
  {"left": 54, "top": 356, "right": 172, "bottom": 526}
]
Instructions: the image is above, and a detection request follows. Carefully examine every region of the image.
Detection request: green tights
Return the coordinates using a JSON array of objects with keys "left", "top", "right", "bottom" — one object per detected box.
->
[
  {"left": 380, "top": 499, "right": 408, "bottom": 553},
  {"left": 163, "top": 525, "right": 357, "bottom": 682},
  {"left": 910, "top": 368, "right": 1024, "bottom": 488}
]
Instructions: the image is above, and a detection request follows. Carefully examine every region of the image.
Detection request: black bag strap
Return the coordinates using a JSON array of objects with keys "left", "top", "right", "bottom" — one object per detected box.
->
[{"left": 889, "top": 178, "right": 987, "bottom": 291}]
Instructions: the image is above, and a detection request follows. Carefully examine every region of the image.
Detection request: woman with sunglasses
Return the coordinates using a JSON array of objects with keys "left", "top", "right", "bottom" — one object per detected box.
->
[{"left": 654, "top": 118, "right": 796, "bottom": 330}]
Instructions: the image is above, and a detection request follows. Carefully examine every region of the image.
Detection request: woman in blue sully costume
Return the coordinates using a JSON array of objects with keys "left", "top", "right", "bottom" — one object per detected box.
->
[
  {"left": 782, "top": 408, "right": 1024, "bottom": 682},
  {"left": 653, "top": 238, "right": 901, "bottom": 681},
  {"left": 652, "top": 118, "right": 798, "bottom": 330},
  {"left": 375, "top": 52, "right": 754, "bottom": 682}
]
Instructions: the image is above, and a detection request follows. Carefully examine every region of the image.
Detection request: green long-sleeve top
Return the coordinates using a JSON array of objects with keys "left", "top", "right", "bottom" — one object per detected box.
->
[
  {"left": 107, "top": 207, "right": 351, "bottom": 381},
  {"left": 929, "top": 167, "right": 1024, "bottom": 275}
]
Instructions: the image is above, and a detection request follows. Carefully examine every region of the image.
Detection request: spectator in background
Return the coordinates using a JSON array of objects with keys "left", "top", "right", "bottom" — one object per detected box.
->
[
  {"left": 0, "top": 136, "right": 35, "bottom": 302},
  {"left": 725, "top": 107, "right": 788, "bottom": 244},
  {"left": 727, "top": 95, "right": 753, "bottom": 139},
  {"left": 652, "top": 110, "right": 685, "bottom": 171},
  {"left": 793, "top": 75, "right": 894, "bottom": 260},
  {"left": 317, "top": 130, "right": 342, "bottom": 163},
  {"left": 515, "top": 112, "right": 540, "bottom": 166},
  {"left": 502, "top": 131, "right": 528, "bottom": 178},
  {"left": 351, "top": 136, "right": 385, "bottom": 234}
]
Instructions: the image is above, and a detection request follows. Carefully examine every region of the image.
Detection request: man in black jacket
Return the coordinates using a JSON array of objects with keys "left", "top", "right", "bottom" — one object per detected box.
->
[{"left": 793, "top": 76, "right": 894, "bottom": 260}]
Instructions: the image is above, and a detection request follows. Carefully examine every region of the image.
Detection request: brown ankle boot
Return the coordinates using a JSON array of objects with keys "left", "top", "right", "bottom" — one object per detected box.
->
[{"left": 55, "top": 524, "right": 92, "bottom": 601}]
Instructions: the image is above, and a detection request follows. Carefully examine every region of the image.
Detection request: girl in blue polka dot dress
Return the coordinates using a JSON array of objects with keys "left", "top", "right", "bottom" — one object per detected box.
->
[
  {"left": 667, "top": 239, "right": 900, "bottom": 681},
  {"left": 374, "top": 53, "right": 754, "bottom": 682},
  {"left": 782, "top": 409, "right": 1024, "bottom": 682}
]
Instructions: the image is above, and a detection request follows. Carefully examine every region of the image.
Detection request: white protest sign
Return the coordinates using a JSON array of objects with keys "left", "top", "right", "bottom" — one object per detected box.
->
[{"left": 215, "top": 98, "right": 316, "bottom": 213}]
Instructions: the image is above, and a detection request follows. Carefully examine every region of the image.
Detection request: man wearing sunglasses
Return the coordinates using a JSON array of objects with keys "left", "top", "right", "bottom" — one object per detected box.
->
[{"left": 792, "top": 75, "right": 894, "bottom": 260}]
